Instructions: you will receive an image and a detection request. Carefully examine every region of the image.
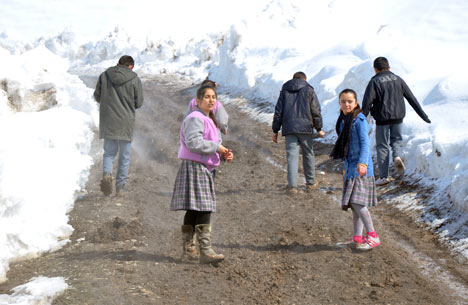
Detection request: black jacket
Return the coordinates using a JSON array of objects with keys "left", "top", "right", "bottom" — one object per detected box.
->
[
  {"left": 362, "top": 70, "right": 430, "bottom": 125},
  {"left": 272, "top": 79, "right": 322, "bottom": 135}
]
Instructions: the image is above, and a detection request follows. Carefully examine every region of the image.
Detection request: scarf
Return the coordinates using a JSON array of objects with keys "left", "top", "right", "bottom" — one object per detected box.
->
[{"left": 330, "top": 112, "right": 354, "bottom": 160}]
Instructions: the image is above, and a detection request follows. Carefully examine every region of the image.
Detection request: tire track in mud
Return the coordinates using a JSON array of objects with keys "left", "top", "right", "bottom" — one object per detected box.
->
[{"left": 0, "top": 75, "right": 466, "bottom": 305}]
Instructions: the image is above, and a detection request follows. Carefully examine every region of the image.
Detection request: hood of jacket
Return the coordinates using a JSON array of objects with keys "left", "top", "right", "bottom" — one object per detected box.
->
[
  {"left": 106, "top": 65, "right": 137, "bottom": 86},
  {"left": 282, "top": 78, "right": 309, "bottom": 93}
]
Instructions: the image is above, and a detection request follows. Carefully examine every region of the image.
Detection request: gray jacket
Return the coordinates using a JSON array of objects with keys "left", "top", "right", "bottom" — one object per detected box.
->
[
  {"left": 94, "top": 65, "right": 144, "bottom": 141},
  {"left": 183, "top": 110, "right": 222, "bottom": 154}
]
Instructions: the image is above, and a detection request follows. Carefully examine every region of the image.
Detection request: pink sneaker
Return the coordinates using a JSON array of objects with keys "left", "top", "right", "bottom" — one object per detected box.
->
[
  {"left": 357, "top": 234, "right": 381, "bottom": 250},
  {"left": 336, "top": 236, "right": 363, "bottom": 248}
]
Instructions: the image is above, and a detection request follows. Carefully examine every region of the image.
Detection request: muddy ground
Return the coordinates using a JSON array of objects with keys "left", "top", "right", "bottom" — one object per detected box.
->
[{"left": 1, "top": 75, "right": 467, "bottom": 305}]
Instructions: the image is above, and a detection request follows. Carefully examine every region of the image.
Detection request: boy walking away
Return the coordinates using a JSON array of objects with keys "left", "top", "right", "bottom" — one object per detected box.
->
[
  {"left": 362, "top": 57, "right": 431, "bottom": 186},
  {"left": 272, "top": 72, "right": 325, "bottom": 194},
  {"left": 94, "top": 55, "right": 144, "bottom": 196}
]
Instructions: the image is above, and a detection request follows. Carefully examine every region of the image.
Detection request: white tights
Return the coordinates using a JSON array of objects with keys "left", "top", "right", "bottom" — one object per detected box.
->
[{"left": 351, "top": 203, "right": 375, "bottom": 236}]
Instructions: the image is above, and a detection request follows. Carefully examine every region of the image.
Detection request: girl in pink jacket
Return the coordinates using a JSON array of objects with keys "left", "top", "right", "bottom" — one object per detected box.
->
[{"left": 171, "top": 85, "right": 233, "bottom": 264}]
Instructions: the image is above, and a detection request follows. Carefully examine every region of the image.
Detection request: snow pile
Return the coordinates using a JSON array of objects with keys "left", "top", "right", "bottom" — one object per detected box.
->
[
  {"left": 0, "top": 45, "right": 98, "bottom": 281},
  {"left": 208, "top": 0, "right": 468, "bottom": 216},
  {"left": 0, "top": 277, "right": 67, "bottom": 305},
  {"left": 207, "top": 0, "right": 468, "bottom": 255}
]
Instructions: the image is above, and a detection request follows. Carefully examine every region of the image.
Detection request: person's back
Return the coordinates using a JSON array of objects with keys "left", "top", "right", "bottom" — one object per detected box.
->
[
  {"left": 361, "top": 57, "right": 430, "bottom": 185},
  {"left": 272, "top": 77, "right": 322, "bottom": 136},
  {"left": 272, "top": 71, "right": 324, "bottom": 193},
  {"left": 93, "top": 55, "right": 144, "bottom": 196},
  {"left": 362, "top": 70, "right": 429, "bottom": 125},
  {"left": 94, "top": 63, "right": 144, "bottom": 141}
]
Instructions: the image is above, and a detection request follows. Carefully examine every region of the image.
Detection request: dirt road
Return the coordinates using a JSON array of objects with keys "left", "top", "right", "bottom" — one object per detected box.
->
[{"left": 1, "top": 75, "right": 467, "bottom": 304}]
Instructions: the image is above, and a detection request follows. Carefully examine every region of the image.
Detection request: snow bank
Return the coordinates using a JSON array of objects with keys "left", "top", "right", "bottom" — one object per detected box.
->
[
  {"left": 0, "top": 45, "right": 98, "bottom": 281},
  {"left": 0, "top": 277, "right": 67, "bottom": 305}
]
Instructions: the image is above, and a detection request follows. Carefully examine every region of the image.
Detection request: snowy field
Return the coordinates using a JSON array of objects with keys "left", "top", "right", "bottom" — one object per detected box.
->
[{"left": 1, "top": 0, "right": 468, "bottom": 302}]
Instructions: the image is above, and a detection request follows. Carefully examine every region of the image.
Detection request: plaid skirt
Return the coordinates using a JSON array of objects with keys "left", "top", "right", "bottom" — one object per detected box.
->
[
  {"left": 342, "top": 176, "right": 378, "bottom": 208},
  {"left": 170, "top": 160, "right": 216, "bottom": 212}
]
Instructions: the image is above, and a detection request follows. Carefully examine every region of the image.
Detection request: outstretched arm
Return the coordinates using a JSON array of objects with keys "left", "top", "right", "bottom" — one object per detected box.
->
[{"left": 402, "top": 80, "right": 431, "bottom": 123}]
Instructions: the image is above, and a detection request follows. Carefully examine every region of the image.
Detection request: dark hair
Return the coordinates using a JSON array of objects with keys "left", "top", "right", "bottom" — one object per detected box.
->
[
  {"left": 201, "top": 79, "right": 217, "bottom": 88},
  {"left": 339, "top": 88, "right": 362, "bottom": 118},
  {"left": 373, "top": 57, "right": 389, "bottom": 71},
  {"left": 196, "top": 85, "right": 218, "bottom": 127},
  {"left": 293, "top": 71, "right": 307, "bottom": 80},
  {"left": 118, "top": 55, "right": 135, "bottom": 67}
]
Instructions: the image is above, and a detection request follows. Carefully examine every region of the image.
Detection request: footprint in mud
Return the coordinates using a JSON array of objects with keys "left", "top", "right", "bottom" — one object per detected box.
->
[{"left": 90, "top": 217, "right": 145, "bottom": 243}]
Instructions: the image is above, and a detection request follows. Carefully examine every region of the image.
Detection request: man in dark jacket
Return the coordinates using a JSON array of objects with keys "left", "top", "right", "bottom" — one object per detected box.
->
[
  {"left": 362, "top": 57, "right": 431, "bottom": 186},
  {"left": 272, "top": 72, "right": 325, "bottom": 194},
  {"left": 94, "top": 55, "right": 144, "bottom": 196}
]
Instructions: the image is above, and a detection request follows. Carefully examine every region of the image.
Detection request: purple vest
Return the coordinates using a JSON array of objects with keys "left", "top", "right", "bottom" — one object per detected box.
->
[
  {"left": 178, "top": 111, "right": 220, "bottom": 170},
  {"left": 189, "top": 98, "right": 220, "bottom": 114}
]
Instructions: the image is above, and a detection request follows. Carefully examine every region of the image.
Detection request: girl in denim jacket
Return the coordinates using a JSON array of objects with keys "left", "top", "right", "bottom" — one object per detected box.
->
[{"left": 330, "top": 89, "right": 381, "bottom": 250}]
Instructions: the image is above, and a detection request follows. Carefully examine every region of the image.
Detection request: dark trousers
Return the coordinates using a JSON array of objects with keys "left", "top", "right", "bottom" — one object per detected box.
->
[{"left": 183, "top": 210, "right": 211, "bottom": 227}]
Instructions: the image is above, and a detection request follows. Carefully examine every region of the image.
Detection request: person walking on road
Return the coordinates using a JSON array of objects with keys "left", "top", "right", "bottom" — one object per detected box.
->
[
  {"left": 331, "top": 89, "right": 381, "bottom": 251},
  {"left": 93, "top": 55, "right": 144, "bottom": 196},
  {"left": 362, "top": 57, "right": 431, "bottom": 186},
  {"left": 272, "top": 71, "right": 325, "bottom": 194},
  {"left": 171, "top": 85, "right": 234, "bottom": 264}
]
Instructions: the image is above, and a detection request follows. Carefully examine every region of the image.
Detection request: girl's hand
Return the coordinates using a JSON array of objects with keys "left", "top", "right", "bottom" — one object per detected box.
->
[
  {"left": 357, "top": 164, "right": 367, "bottom": 177},
  {"left": 218, "top": 144, "right": 228, "bottom": 154},
  {"left": 317, "top": 130, "right": 325, "bottom": 138},
  {"left": 224, "top": 149, "right": 234, "bottom": 162}
]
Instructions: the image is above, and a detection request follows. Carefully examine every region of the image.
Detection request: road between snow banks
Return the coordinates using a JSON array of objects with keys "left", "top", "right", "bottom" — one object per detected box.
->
[{"left": 0, "top": 75, "right": 467, "bottom": 305}]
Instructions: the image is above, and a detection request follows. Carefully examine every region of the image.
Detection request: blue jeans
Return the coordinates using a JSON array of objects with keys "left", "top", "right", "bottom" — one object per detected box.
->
[
  {"left": 103, "top": 139, "right": 132, "bottom": 187},
  {"left": 375, "top": 123, "right": 403, "bottom": 178},
  {"left": 285, "top": 134, "right": 316, "bottom": 188}
]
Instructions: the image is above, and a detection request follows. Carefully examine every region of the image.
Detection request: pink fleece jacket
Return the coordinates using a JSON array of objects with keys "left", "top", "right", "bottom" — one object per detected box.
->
[{"left": 178, "top": 110, "right": 220, "bottom": 170}]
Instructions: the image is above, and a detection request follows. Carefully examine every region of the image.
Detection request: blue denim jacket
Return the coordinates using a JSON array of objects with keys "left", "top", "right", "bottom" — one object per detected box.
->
[{"left": 340, "top": 113, "right": 374, "bottom": 179}]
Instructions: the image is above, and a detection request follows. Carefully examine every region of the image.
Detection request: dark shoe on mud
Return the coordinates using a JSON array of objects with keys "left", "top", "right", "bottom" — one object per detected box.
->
[
  {"left": 100, "top": 175, "right": 113, "bottom": 196},
  {"left": 115, "top": 184, "right": 126, "bottom": 196}
]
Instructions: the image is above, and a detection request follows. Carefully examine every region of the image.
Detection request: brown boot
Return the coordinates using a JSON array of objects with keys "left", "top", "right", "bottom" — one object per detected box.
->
[
  {"left": 181, "top": 225, "right": 199, "bottom": 261},
  {"left": 100, "top": 175, "right": 113, "bottom": 196},
  {"left": 195, "top": 224, "right": 224, "bottom": 264}
]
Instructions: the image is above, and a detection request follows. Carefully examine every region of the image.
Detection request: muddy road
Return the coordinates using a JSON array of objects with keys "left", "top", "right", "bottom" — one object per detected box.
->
[{"left": 0, "top": 75, "right": 467, "bottom": 304}]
